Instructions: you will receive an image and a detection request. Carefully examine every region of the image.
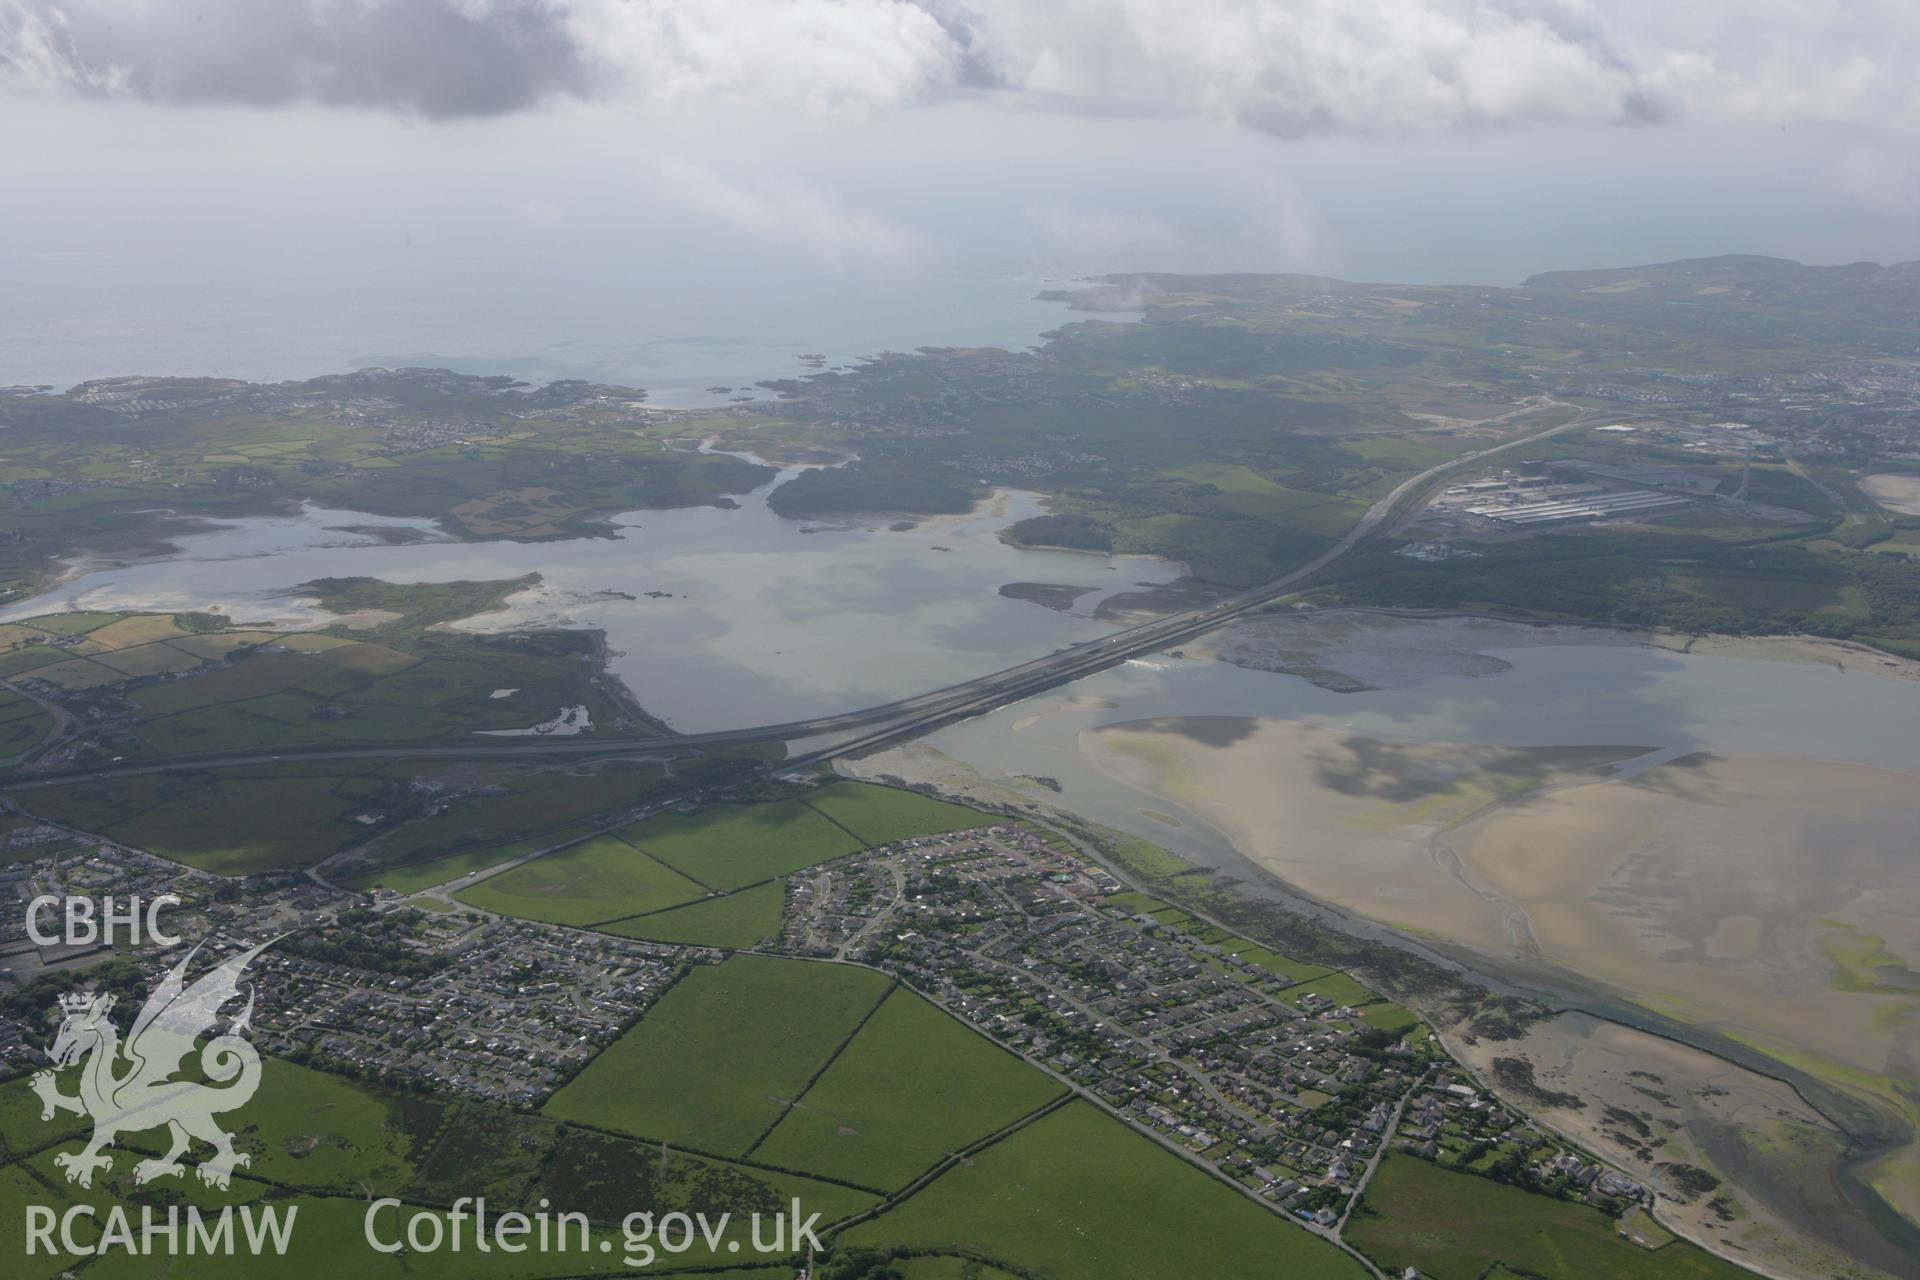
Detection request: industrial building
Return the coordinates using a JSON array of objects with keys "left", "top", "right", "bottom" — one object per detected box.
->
[{"left": 1463, "top": 488, "right": 1692, "bottom": 527}]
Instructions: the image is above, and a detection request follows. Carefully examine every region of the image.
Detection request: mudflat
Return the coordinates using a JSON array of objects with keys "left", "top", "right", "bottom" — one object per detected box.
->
[
  {"left": 1448, "top": 1011, "right": 1898, "bottom": 1280},
  {"left": 1859, "top": 474, "right": 1920, "bottom": 516},
  {"left": 1086, "top": 716, "right": 1920, "bottom": 1237},
  {"left": 1448, "top": 754, "right": 1920, "bottom": 1227},
  {"left": 1082, "top": 717, "right": 1646, "bottom": 942}
]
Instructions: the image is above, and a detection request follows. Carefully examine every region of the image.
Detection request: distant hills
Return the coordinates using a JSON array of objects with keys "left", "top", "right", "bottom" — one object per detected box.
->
[{"left": 1523, "top": 254, "right": 1920, "bottom": 315}]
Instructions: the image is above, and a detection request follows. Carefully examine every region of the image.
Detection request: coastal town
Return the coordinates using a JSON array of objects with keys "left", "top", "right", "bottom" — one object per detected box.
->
[
  {"left": 0, "top": 825, "right": 690, "bottom": 1103},
  {"left": 774, "top": 819, "right": 1653, "bottom": 1231},
  {"left": 0, "top": 801, "right": 1655, "bottom": 1249}
]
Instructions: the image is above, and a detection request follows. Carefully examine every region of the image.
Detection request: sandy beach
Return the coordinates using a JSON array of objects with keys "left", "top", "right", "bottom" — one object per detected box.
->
[
  {"left": 1084, "top": 716, "right": 1920, "bottom": 1235},
  {"left": 1858, "top": 474, "right": 1920, "bottom": 517},
  {"left": 1639, "top": 629, "right": 1920, "bottom": 681},
  {"left": 1445, "top": 754, "right": 1920, "bottom": 1227},
  {"left": 1082, "top": 717, "right": 1647, "bottom": 942}
]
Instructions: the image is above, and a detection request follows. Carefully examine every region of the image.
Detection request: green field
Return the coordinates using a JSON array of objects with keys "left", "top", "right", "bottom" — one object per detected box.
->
[
  {"left": 5, "top": 1060, "right": 415, "bottom": 1200},
  {"left": 0, "top": 596, "right": 669, "bottom": 769},
  {"left": 598, "top": 879, "right": 789, "bottom": 948},
  {"left": 0, "top": 1075, "right": 87, "bottom": 1158},
  {"left": 399, "top": 1098, "right": 878, "bottom": 1244},
  {"left": 456, "top": 833, "right": 707, "bottom": 925},
  {"left": 894, "top": 1258, "right": 1029, "bottom": 1280},
  {"left": 234, "top": 1059, "right": 418, "bottom": 1190},
  {"left": 1233, "top": 946, "right": 1334, "bottom": 985},
  {"left": 1346, "top": 1155, "right": 1755, "bottom": 1280},
  {"left": 0, "top": 643, "right": 72, "bottom": 676},
  {"left": 1312, "top": 518, "right": 1920, "bottom": 659},
  {"left": 753, "top": 989, "right": 1065, "bottom": 1189},
  {"left": 355, "top": 760, "right": 670, "bottom": 866},
  {"left": 544, "top": 955, "right": 893, "bottom": 1155},
  {"left": 1356, "top": 1002, "right": 1422, "bottom": 1035},
  {"left": 341, "top": 821, "right": 604, "bottom": 894},
  {"left": 1, "top": 1055, "right": 878, "bottom": 1279},
  {"left": 0, "top": 1164, "right": 73, "bottom": 1280},
  {"left": 0, "top": 690, "right": 52, "bottom": 755},
  {"left": 617, "top": 800, "right": 865, "bottom": 890},
  {"left": 897, "top": 1259, "right": 1022, "bottom": 1279},
  {"left": 841, "top": 1101, "right": 1367, "bottom": 1279},
  {"left": 801, "top": 781, "right": 993, "bottom": 846},
  {"left": 25, "top": 611, "right": 118, "bottom": 635},
  {"left": 17, "top": 755, "right": 679, "bottom": 878},
  {"left": 119, "top": 618, "right": 658, "bottom": 757},
  {"left": 1281, "top": 972, "right": 1382, "bottom": 1008},
  {"left": 77, "top": 1194, "right": 631, "bottom": 1280},
  {"left": 19, "top": 765, "right": 384, "bottom": 873}
]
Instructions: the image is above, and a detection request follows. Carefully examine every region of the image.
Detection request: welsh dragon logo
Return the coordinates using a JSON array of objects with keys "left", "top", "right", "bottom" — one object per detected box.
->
[{"left": 31, "top": 940, "right": 273, "bottom": 1191}]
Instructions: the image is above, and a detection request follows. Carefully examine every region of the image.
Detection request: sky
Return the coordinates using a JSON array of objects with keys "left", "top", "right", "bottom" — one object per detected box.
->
[{"left": 1, "top": 1, "right": 1916, "bottom": 388}]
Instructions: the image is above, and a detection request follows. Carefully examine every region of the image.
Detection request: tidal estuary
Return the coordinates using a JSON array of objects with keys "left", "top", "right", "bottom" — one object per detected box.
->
[{"left": 1, "top": 468, "right": 1180, "bottom": 731}]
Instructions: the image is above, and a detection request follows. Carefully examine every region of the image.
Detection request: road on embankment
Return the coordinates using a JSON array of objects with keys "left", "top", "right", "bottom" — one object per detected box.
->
[{"left": 3, "top": 409, "right": 1607, "bottom": 792}]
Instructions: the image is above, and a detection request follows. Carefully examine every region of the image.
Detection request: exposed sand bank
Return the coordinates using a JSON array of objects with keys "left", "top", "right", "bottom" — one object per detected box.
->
[
  {"left": 1086, "top": 717, "right": 1920, "bottom": 1242},
  {"left": 1447, "top": 757, "right": 1920, "bottom": 1071},
  {"left": 1188, "top": 610, "right": 1611, "bottom": 689},
  {"left": 1010, "top": 693, "right": 1119, "bottom": 733},
  {"left": 1448, "top": 1011, "right": 1900, "bottom": 1280},
  {"left": 1082, "top": 718, "right": 1647, "bottom": 943},
  {"left": 1192, "top": 608, "right": 1920, "bottom": 687},
  {"left": 1640, "top": 630, "right": 1920, "bottom": 681},
  {"left": 855, "top": 711, "right": 1920, "bottom": 1274},
  {"left": 1859, "top": 474, "right": 1920, "bottom": 516},
  {"left": 1446, "top": 754, "right": 1920, "bottom": 1229}
]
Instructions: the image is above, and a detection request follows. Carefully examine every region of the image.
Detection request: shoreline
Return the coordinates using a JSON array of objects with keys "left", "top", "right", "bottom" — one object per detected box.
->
[
  {"left": 1272, "top": 603, "right": 1920, "bottom": 683},
  {"left": 0, "top": 476, "right": 1191, "bottom": 738},
  {"left": 1074, "top": 714, "right": 1920, "bottom": 1271},
  {"left": 842, "top": 735, "right": 1915, "bottom": 1278},
  {"left": 1434, "top": 1013, "right": 1903, "bottom": 1280}
]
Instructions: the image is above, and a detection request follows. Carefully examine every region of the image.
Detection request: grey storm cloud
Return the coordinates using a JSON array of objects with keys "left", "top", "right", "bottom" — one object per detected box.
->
[
  {"left": 2, "top": 0, "right": 1914, "bottom": 134},
  {"left": 1, "top": 0, "right": 593, "bottom": 117}
]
